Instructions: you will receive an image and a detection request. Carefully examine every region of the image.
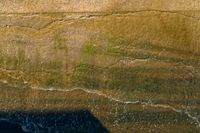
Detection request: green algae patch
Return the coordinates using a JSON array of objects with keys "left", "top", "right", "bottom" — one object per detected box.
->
[
  {"left": 71, "top": 64, "right": 104, "bottom": 89},
  {"left": 82, "top": 41, "right": 97, "bottom": 56}
]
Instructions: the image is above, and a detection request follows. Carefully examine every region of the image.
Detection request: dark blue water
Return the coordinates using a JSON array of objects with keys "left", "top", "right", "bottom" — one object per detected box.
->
[{"left": 0, "top": 110, "right": 109, "bottom": 133}]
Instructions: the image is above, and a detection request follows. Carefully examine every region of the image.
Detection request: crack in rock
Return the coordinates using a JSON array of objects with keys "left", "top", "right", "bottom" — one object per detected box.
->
[{"left": 0, "top": 9, "right": 200, "bottom": 31}]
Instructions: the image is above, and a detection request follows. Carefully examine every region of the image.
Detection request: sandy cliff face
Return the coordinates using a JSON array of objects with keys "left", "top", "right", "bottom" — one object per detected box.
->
[{"left": 0, "top": 1, "right": 200, "bottom": 132}]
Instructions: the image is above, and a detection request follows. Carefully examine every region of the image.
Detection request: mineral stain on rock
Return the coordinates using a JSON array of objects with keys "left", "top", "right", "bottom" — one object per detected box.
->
[{"left": 0, "top": 1, "right": 200, "bottom": 133}]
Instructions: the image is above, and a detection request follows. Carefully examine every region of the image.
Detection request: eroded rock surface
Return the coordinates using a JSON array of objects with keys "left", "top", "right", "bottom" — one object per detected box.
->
[{"left": 0, "top": 1, "right": 200, "bottom": 133}]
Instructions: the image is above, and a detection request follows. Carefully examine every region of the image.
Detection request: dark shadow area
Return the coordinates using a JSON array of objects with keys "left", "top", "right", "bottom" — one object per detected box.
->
[{"left": 0, "top": 110, "right": 109, "bottom": 133}]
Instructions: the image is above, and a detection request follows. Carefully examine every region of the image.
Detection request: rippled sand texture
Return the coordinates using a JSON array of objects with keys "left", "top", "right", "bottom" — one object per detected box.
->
[{"left": 0, "top": 1, "right": 200, "bottom": 133}]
